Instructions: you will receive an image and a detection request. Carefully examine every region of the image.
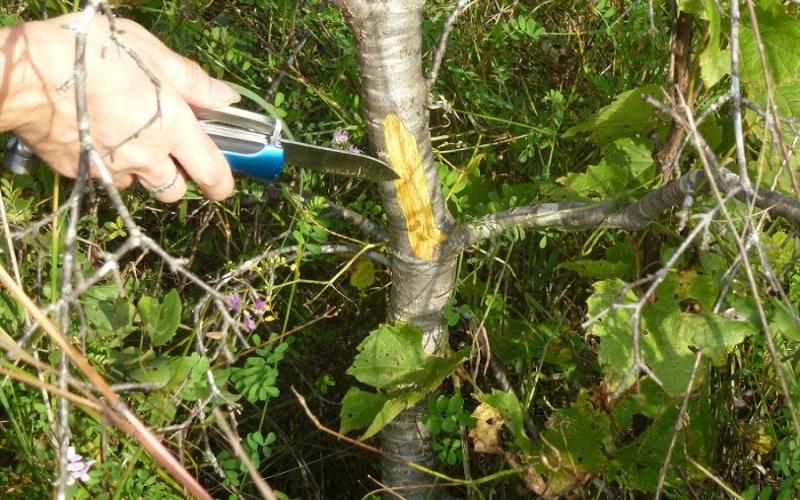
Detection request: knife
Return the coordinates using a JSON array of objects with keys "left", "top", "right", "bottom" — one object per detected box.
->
[
  {"left": 4, "top": 106, "right": 398, "bottom": 182},
  {"left": 196, "top": 106, "right": 398, "bottom": 182}
]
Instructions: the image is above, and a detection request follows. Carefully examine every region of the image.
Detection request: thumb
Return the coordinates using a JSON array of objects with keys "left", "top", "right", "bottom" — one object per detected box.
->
[{"left": 158, "top": 51, "right": 240, "bottom": 109}]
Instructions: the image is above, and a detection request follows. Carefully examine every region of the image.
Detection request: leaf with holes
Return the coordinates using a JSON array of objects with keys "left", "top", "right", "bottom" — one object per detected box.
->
[{"left": 347, "top": 323, "right": 428, "bottom": 389}]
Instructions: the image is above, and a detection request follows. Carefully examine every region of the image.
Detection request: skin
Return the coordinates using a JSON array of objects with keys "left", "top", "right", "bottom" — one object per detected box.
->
[{"left": 0, "top": 13, "right": 239, "bottom": 202}]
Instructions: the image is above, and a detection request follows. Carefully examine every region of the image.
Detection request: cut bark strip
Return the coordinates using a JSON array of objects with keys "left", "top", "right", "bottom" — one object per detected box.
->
[{"left": 384, "top": 113, "right": 445, "bottom": 260}]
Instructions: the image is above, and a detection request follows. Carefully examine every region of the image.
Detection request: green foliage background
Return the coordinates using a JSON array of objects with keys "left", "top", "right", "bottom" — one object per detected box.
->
[{"left": 0, "top": 0, "right": 799, "bottom": 498}]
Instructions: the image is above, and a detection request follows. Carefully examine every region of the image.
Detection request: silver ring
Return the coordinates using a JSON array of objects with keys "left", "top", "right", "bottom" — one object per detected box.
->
[{"left": 145, "top": 167, "right": 179, "bottom": 195}]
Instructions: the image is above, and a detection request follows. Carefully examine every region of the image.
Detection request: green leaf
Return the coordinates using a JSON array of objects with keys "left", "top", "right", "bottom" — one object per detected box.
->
[
  {"left": 741, "top": 4, "right": 800, "bottom": 114},
  {"left": 339, "top": 387, "right": 390, "bottom": 434},
  {"left": 138, "top": 289, "right": 182, "bottom": 347},
  {"left": 362, "top": 397, "right": 411, "bottom": 439},
  {"left": 559, "top": 138, "right": 655, "bottom": 198},
  {"left": 770, "top": 300, "right": 800, "bottom": 341},
  {"left": 540, "top": 394, "right": 613, "bottom": 478},
  {"left": 559, "top": 259, "right": 632, "bottom": 279},
  {"left": 588, "top": 279, "right": 747, "bottom": 396},
  {"left": 343, "top": 344, "right": 470, "bottom": 439},
  {"left": 129, "top": 354, "right": 211, "bottom": 401},
  {"left": 690, "top": 313, "right": 755, "bottom": 366},
  {"left": 350, "top": 258, "right": 376, "bottom": 292},
  {"left": 699, "top": 0, "right": 730, "bottom": 88},
  {"left": 476, "top": 390, "right": 535, "bottom": 453},
  {"left": 563, "top": 84, "right": 663, "bottom": 146},
  {"left": 740, "top": 3, "right": 800, "bottom": 89},
  {"left": 347, "top": 323, "right": 428, "bottom": 389}
]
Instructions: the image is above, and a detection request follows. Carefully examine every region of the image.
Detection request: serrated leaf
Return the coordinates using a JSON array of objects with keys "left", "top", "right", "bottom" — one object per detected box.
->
[
  {"left": 699, "top": 0, "right": 730, "bottom": 88},
  {"left": 740, "top": 4, "right": 800, "bottom": 116},
  {"left": 690, "top": 313, "right": 755, "bottom": 366},
  {"left": 559, "top": 138, "right": 654, "bottom": 198},
  {"left": 347, "top": 323, "right": 427, "bottom": 389},
  {"left": 589, "top": 280, "right": 729, "bottom": 397},
  {"left": 563, "top": 85, "right": 663, "bottom": 146},
  {"left": 540, "top": 394, "right": 612, "bottom": 480},
  {"left": 740, "top": 3, "right": 800, "bottom": 88},
  {"left": 343, "top": 346, "right": 469, "bottom": 439},
  {"left": 350, "top": 258, "right": 376, "bottom": 292}
]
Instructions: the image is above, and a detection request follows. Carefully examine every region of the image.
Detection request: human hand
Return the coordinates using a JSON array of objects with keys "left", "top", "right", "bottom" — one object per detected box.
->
[{"left": 0, "top": 13, "right": 238, "bottom": 202}]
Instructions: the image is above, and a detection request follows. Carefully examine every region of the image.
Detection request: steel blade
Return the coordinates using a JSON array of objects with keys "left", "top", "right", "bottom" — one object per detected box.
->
[{"left": 281, "top": 140, "right": 398, "bottom": 181}]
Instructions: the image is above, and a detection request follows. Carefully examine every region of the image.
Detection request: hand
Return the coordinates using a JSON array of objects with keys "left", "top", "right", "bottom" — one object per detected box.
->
[{"left": 0, "top": 13, "right": 239, "bottom": 202}]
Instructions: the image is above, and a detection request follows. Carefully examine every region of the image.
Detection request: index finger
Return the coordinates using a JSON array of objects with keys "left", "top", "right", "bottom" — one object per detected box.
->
[{"left": 171, "top": 115, "right": 235, "bottom": 201}]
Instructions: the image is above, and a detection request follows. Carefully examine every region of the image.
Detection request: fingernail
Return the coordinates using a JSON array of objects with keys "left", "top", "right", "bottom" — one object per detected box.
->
[{"left": 212, "top": 79, "right": 241, "bottom": 105}]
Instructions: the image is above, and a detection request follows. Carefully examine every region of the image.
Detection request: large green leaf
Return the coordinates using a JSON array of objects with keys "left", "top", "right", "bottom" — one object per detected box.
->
[
  {"left": 539, "top": 393, "right": 613, "bottom": 479},
  {"left": 609, "top": 382, "right": 713, "bottom": 491},
  {"left": 563, "top": 84, "right": 663, "bottom": 146},
  {"left": 740, "top": 2, "right": 800, "bottom": 88},
  {"left": 342, "top": 324, "right": 470, "bottom": 439},
  {"left": 356, "top": 346, "right": 470, "bottom": 439},
  {"left": 588, "top": 279, "right": 751, "bottom": 397},
  {"left": 741, "top": 3, "right": 800, "bottom": 116},
  {"left": 699, "top": 0, "right": 730, "bottom": 88},
  {"left": 347, "top": 323, "right": 429, "bottom": 389},
  {"left": 690, "top": 313, "right": 755, "bottom": 366},
  {"left": 559, "top": 138, "right": 654, "bottom": 199},
  {"left": 339, "top": 387, "right": 391, "bottom": 435}
]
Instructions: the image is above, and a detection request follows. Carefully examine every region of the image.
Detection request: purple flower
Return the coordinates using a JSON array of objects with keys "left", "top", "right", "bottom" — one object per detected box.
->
[
  {"left": 347, "top": 145, "right": 362, "bottom": 155},
  {"left": 242, "top": 313, "right": 256, "bottom": 333},
  {"left": 332, "top": 127, "right": 350, "bottom": 146},
  {"left": 228, "top": 293, "right": 242, "bottom": 314},
  {"left": 253, "top": 297, "right": 267, "bottom": 313},
  {"left": 66, "top": 446, "right": 95, "bottom": 486}
]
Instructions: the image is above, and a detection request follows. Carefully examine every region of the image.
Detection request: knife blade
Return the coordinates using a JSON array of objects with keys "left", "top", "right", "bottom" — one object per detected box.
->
[{"left": 194, "top": 107, "right": 398, "bottom": 182}]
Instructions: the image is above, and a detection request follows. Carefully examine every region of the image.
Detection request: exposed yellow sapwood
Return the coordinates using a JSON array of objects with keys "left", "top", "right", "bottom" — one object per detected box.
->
[{"left": 383, "top": 114, "right": 445, "bottom": 260}]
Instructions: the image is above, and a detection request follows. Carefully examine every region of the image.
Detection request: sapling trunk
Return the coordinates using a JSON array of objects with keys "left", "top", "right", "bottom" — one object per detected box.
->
[{"left": 334, "top": 0, "right": 458, "bottom": 496}]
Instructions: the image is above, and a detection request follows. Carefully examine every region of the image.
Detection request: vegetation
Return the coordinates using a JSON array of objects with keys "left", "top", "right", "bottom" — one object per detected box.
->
[{"left": 1, "top": 0, "right": 800, "bottom": 498}]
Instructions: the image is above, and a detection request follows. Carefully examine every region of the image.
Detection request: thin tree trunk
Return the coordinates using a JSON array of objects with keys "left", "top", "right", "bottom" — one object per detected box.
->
[{"left": 334, "top": 0, "right": 457, "bottom": 497}]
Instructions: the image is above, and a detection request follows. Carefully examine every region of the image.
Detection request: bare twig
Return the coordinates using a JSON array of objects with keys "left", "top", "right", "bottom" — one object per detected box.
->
[{"left": 426, "top": 0, "right": 476, "bottom": 93}]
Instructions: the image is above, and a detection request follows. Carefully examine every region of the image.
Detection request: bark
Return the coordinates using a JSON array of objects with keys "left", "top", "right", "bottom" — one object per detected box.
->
[{"left": 334, "top": 1, "right": 456, "bottom": 497}]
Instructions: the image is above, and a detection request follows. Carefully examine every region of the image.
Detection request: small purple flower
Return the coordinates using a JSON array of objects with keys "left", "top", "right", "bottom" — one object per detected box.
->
[
  {"left": 347, "top": 145, "right": 362, "bottom": 155},
  {"left": 228, "top": 293, "right": 242, "bottom": 314},
  {"left": 332, "top": 127, "right": 350, "bottom": 146},
  {"left": 66, "top": 446, "right": 95, "bottom": 486},
  {"left": 241, "top": 313, "right": 256, "bottom": 333},
  {"left": 253, "top": 297, "right": 267, "bottom": 313}
]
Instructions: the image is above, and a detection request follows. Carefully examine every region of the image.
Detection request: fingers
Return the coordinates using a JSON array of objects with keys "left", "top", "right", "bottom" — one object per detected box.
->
[
  {"left": 147, "top": 45, "right": 240, "bottom": 109},
  {"left": 170, "top": 117, "right": 235, "bottom": 201},
  {"left": 136, "top": 157, "right": 187, "bottom": 203}
]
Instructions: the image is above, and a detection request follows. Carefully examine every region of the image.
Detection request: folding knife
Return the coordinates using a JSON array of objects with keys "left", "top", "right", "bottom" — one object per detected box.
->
[
  {"left": 195, "top": 107, "right": 398, "bottom": 182},
  {"left": 3, "top": 107, "right": 398, "bottom": 182}
]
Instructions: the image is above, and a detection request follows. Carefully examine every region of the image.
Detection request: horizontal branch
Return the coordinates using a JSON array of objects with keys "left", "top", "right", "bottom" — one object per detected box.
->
[{"left": 463, "top": 168, "right": 800, "bottom": 246}]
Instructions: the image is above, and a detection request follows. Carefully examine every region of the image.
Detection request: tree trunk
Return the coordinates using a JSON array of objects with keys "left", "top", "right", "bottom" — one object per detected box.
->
[{"left": 335, "top": 0, "right": 457, "bottom": 497}]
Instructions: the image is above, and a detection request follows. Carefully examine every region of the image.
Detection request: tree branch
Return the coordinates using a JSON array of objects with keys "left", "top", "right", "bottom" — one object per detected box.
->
[
  {"left": 426, "top": 0, "right": 475, "bottom": 93},
  {"left": 462, "top": 167, "right": 800, "bottom": 247}
]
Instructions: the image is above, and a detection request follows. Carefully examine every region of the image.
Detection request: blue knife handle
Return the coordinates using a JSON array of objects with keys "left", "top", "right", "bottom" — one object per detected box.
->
[{"left": 221, "top": 144, "right": 285, "bottom": 181}]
